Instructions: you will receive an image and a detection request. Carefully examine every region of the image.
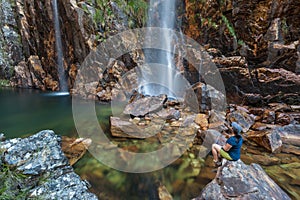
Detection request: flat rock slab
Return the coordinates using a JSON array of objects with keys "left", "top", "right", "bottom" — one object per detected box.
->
[
  {"left": 110, "top": 116, "right": 163, "bottom": 138},
  {"left": 123, "top": 95, "right": 167, "bottom": 116}
]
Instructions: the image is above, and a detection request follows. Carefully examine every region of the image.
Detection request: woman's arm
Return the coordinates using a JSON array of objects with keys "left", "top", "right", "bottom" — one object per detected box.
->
[{"left": 222, "top": 143, "right": 232, "bottom": 151}]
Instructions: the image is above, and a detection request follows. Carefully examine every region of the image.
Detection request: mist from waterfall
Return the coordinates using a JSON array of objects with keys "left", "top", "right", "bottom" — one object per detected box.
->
[
  {"left": 142, "top": 0, "right": 182, "bottom": 98},
  {"left": 52, "top": 0, "right": 68, "bottom": 92}
]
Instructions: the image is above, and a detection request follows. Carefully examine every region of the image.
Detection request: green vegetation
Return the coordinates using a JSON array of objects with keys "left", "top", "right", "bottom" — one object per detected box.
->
[
  {"left": 221, "top": 14, "right": 236, "bottom": 39},
  {"left": 0, "top": 79, "right": 10, "bottom": 87},
  {"left": 123, "top": 0, "right": 148, "bottom": 27},
  {"left": 0, "top": 164, "right": 30, "bottom": 199},
  {"left": 281, "top": 18, "right": 289, "bottom": 35},
  {"left": 81, "top": 0, "right": 148, "bottom": 43},
  {"left": 200, "top": 17, "right": 218, "bottom": 29}
]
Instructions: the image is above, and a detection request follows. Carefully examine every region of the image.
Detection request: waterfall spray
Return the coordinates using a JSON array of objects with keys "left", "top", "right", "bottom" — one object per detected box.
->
[{"left": 52, "top": 0, "right": 68, "bottom": 92}]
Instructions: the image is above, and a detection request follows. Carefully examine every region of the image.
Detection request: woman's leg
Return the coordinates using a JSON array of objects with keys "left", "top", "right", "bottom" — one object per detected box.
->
[{"left": 212, "top": 143, "right": 221, "bottom": 162}]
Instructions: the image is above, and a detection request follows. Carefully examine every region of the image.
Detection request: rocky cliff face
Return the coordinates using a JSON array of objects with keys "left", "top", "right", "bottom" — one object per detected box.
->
[
  {"left": 183, "top": 0, "right": 300, "bottom": 105},
  {"left": 11, "top": 0, "right": 94, "bottom": 90},
  {"left": 0, "top": 0, "right": 23, "bottom": 79},
  {"left": 0, "top": 0, "right": 98, "bottom": 90},
  {"left": 1, "top": 0, "right": 298, "bottom": 103}
]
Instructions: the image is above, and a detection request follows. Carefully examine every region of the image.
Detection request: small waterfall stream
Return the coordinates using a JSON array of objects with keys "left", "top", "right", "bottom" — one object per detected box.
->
[
  {"left": 142, "top": 0, "right": 182, "bottom": 98},
  {"left": 52, "top": 0, "right": 68, "bottom": 92}
]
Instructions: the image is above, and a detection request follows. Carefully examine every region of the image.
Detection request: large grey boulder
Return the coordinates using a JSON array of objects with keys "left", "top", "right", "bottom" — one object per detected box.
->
[
  {"left": 0, "top": 130, "right": 98, "bottom": 200},
  {"left": 193, "top": 160, "right": 291, "bottom": 200}
]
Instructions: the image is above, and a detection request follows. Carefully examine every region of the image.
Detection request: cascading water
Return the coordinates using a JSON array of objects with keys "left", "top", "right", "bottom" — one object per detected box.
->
[
  {"left": 52, "top": 0, "right": 68, "bottom": 92},
  {"left": 141, "top": 0, "right": 183, "bottom": 98}
]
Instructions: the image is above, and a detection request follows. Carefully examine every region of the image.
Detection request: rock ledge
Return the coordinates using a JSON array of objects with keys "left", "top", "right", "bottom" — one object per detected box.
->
[{"left": 0, "top": 130, "right": 98, "bottom": 200}]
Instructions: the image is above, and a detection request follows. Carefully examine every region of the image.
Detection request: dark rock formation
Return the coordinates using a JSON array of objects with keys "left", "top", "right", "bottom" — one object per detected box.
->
[
  {"left": 194, "top": 160, "right": 291, "bottom": 200},
  {"left": 11, "top": 0, "right": 94, "bottom": 90},
  {"left": 183, "top": 0, "right": 300, "bottom": 105},
  {"left": 0, "top": 0, "right": 24, "bottom": 79},
  {"left": 0, "top": 130, "right": 98, "bottom": 199},
  {"left": 12, "top": 55, "right": 59, "bottom": 90}
]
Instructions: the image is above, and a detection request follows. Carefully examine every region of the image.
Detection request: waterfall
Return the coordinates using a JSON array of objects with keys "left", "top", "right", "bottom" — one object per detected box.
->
[
  {"left": 141, "top": 0, "right": 182, "bottom": 98},
  {"left": 52, "top": 0, "right": 68, "bottom": 92}
]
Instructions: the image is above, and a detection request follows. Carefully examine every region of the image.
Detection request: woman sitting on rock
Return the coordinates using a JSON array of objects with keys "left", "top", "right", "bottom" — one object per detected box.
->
[{"left": 211, "top": 122, "right": 243, "bottom": 167}]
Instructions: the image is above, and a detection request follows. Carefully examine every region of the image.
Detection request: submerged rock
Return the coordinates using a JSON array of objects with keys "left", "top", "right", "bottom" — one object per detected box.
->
[
  {"left": 194, "top": 160, "right": 291, "bottom": 200},
  {"left": 157, "top": 183, "right": 173, "bottom": 200},
  {"left": 61, "top": 136, "right": 92, "bottom": 166},
  {"left": 265, "top": 162, "right": 300, "bottom": 200},
  {"left": 0, "top": 130, "right": 98, "bottom": 200}
]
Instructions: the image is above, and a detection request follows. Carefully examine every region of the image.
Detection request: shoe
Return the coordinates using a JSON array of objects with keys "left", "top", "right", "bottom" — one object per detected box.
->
[{"left": 213, "top": 161, "right": 222, "bottom": 167}]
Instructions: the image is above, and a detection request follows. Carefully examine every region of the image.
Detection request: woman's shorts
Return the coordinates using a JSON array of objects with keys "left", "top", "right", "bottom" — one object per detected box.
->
[{"left": 220, "top": 148, "right": 233, "bottom": 161}]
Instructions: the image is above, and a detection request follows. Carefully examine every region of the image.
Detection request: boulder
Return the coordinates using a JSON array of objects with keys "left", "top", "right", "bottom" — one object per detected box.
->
[
  {"left": 156, "top": 107, "right": 181, "bottom": 120},
  {"left": 227, "top": 108, "right": 255, "bottom": 133},
  {"left": 262, "top": 109, "right": 276, "bottom": 124},
  {"left": 110, "top": 116, "right": 145, "bottom": 138},
  {"left": 0, "top": 130, "right": 97, "bottom": 200},
  {"left": 198, "top": 129, "right": 226, "bottom": 159},
  {"left": 276, "top": 112, "right": 294, "bottom": 125},
  {"left": 124, "top": 95, "right": 167, "bottom": 117},
  {"left": 184, "top": 82, "right": 226, "bottom": 112},
  {"left": 208, "top": 110, "right": 227, "bottom": 132},
  {"left": 246, "top": 129, "right": 282, "bottom": 152},
  {"left": 194, "top": 114, "right": 208, "bottom": 130},
  {"left": 251, "top": 122, "right": 275, "bottom": 131},
  {"left": 276, "top": 124, "right": 300, "bottom": 146},
  {"left": 193, "top": 160, "right": 291, "bottom": 200}
]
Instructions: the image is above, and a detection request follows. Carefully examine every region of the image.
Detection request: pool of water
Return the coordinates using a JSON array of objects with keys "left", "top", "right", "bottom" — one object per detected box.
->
[{"left": 0, "top": 87, "right": 208, "bottom": 199}]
